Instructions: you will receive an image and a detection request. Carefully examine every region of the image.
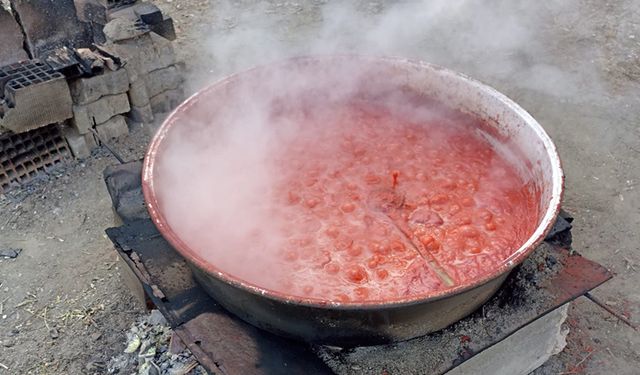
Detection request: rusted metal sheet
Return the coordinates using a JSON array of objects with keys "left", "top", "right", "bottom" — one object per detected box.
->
[{"left": 545, "top": 250, "right": 611, "bottom": 304}]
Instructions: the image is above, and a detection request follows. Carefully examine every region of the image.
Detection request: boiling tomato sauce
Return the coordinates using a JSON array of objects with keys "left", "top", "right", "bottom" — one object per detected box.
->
[{"left": 258, "top": 100, "right": 540, "bottom": 303}]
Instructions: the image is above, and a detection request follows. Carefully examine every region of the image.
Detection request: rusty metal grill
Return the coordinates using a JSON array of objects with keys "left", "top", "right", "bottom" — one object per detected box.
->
[{"left": 0, "top": 124, "right": 70, "bottom": 193}]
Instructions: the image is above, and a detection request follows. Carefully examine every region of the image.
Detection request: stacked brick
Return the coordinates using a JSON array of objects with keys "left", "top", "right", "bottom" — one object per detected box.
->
[
  {"left": 0, "top": 0, "right": 184, "bottom": 163},
  {"left": 103, "top": 18, "right": 184, "bottom": 127},
  {"left": 64, "top": 68, "right": 131, "bottom": 158}
]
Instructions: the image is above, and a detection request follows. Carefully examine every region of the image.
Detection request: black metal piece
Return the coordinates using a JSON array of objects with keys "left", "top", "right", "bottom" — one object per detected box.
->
[
  {"left": 103, "top": 161, "right": 148, "bottom": 222},
  {"left": 545, "top": 209, "right": 573, "bottom": 247},
  {"left": 149, "top": 16, "right": 176, "bottom": 41},
  {"left": 134, "top": 3, "right": 163, "bottom": 25},
  {"left": 0, "top": 123, "right": 70, "bottom": 193}
]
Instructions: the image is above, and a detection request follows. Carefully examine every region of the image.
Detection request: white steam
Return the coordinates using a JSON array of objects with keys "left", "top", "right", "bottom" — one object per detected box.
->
[{"left": 153, "top": 0, "right": 581, "bottom": 296}]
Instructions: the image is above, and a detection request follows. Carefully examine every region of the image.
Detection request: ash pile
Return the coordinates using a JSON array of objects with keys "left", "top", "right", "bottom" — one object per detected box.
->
[
  {"left": 0, "top": 0, "right": 184, "bottom": 193},
  {"left": 106, "top": 310, "right": 207, "bottom": 375}
]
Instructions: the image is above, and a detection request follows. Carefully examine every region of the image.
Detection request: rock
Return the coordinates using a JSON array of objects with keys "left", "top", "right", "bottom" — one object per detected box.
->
[
  {"left": 104, "top": 18, "right": 149, "bottom": 42},
  {"left": 49, "top": 327, "right": 59, "bottom": 339},
  {"left": 2, "top": 338, "right": 14, "bottom": 347},
  {"left": 147, "top": 310, "right": 167, "bottom": 326},
  {"left": 0, "top": 248, "right": 21, "bottom": 259}
]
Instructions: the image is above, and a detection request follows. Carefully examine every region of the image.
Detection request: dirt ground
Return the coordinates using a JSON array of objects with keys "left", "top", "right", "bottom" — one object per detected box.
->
[{"left": 1, "top": 0, "right": 639, "bottom": 374}]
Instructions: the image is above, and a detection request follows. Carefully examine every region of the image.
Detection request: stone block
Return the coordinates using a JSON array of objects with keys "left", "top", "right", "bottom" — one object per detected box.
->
[
  {"left": 128, "top": 104, "right": 154, "bottom": 124},
  {"left": 146, "top": 65, "right": 182, "bottom": 98},
  {"left": 0, "top": 8, "right": 29, "bottom": 66},
  {"left": 11, "top": 0, "right": 93, "bottom": 58},
  {"left": 69, "top": 68, "right": 130, "bottom": 105},
  {"left": 72, "top": 93, "right": 130, "bottom": 133},
  {"left": 141, "top": 32, "right": 177, "bottom": 72},
  {"left": 95, "top": 115, "right": 128, "bottom": 140},
  {"left": 128, "top": 79, "right": 150, "bottom": 107},
  {"left": 63, "top": 125, "right": 97, "bottom": 159},
  {"left": 149, "top": 88, "right": 183, "bottom": 114}
]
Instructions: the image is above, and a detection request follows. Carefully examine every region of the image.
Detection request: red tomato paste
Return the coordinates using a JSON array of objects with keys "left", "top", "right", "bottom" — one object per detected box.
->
[
  {"left": 262, "top": 101, "right": 539, "bottom": 302},
  {"left": 163, "top": 98, "right": 539, "bottom": 303}
]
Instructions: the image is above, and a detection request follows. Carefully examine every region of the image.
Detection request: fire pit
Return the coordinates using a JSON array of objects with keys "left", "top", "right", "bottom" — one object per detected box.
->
[{"left": 142, "top": 56, "right": 563, "bottom": 345}]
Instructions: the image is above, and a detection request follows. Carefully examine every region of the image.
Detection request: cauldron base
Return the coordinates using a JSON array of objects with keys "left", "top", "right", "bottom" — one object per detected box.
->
[{"left": 104, "top": 161, "right": 610, "bottom": 375}]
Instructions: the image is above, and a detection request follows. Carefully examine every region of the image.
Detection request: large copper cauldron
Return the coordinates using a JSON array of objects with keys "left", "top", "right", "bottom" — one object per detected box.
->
[{"left": 142, "top": 56, "right": 564, "bottom": 346}]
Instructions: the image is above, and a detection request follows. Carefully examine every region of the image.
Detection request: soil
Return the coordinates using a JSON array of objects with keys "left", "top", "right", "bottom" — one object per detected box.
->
[{"left": 1, "top": 0, "right": 638, "bottom": 374}]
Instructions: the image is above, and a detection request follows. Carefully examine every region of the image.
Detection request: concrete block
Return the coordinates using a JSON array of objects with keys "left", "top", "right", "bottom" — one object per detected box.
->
[
  {"left": 447, "top": 304, "right": 569, "bottom": 375},
  {"left": 0, "top": 62, "right": 73, "bottom": 133},
  {"left": 146, "top": 65, "right": 182, "bottom": 98},
  {"left": 149, "top": 88, "right": 183, "bottom": 114},
  {"left": 0, "top": 8, "right": 29, "bottom": 66},
  {"left": 128, "top": 79, "right": 150, "bottom": 107},
  {"left": 72, "top": 93, "right": 131, "bottom": 133},
  {"left": 69, "top": 68, "right": 130, "bottom": 105},
  {"left": 128, "top": 104, "right": 154, "bottom": 124},
  {"left": 95, "top": 115, "right": 129, "bottom": 140},
  {"left": 63, "top": 125, "right": 97, "bottom": 159}
]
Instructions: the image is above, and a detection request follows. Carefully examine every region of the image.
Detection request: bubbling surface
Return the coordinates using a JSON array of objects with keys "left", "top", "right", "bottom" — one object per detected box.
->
[{"left": 159, "top": 99, "right": 540, "bottom": 303}]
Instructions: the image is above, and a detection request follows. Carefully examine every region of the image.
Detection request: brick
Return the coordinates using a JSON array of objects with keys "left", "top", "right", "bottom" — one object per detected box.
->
[
  {"left": 149, "top": 88, "right": 183, "bottom": 114},
  {"left": 63, "top": 125, "right": 96, "bottom": 159},
  {"left": 128, "top": 79, "right": 150, "bottom": 107},
  {"left": 95, "top": 115, "right": 128, "bottom": 140},
  {"left": 0, "top": 8, "right": 29, "bottom": 66},
  {"left": 71, "top": 93, "right": 131, "bottom": 133},
  {"left": 146, "top": 65, "right": 182, "bottom": 98},
  {"left": 128, "top": 104, "right": 154, "bottom": 124},
  {"left": 69, "top": 68, "right": 130, "bottom": 105},
  {"left": 0, "top": 61, "right": 73, "bottom": 133}
]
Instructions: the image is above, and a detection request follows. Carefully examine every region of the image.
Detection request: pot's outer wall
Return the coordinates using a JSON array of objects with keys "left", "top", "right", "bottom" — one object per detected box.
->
[
  {"left": 191, "top": 264, "right": 508, "bottom": 346},
  {"left": 142, "top": 56, "right": 564, "bottom": 345}
]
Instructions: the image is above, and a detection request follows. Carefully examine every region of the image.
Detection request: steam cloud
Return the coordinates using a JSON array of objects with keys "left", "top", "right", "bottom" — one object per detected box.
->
[{"left": 154, "top": 0, "right": 564, "bottom": 295}]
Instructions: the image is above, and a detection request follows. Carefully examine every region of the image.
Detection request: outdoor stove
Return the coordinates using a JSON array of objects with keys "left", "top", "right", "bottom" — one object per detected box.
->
[{"left": 103, "top": 161, "right": 611, "bottom": 375}]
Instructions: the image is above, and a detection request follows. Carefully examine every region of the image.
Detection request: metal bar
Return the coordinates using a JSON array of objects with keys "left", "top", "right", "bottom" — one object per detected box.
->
[{"left": 584, "top": 292, "right": 638, "bottom": 331}]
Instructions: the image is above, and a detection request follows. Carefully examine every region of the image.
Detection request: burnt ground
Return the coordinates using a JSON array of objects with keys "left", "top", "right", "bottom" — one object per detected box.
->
[{"left": 1, "top": 0, "right": 639, "bottom": 374}]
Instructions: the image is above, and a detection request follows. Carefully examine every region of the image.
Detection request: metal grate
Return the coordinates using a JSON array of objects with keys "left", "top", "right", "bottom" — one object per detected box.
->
[{"left": 0, "top": 124, "right": 71, "bottom": 193}]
